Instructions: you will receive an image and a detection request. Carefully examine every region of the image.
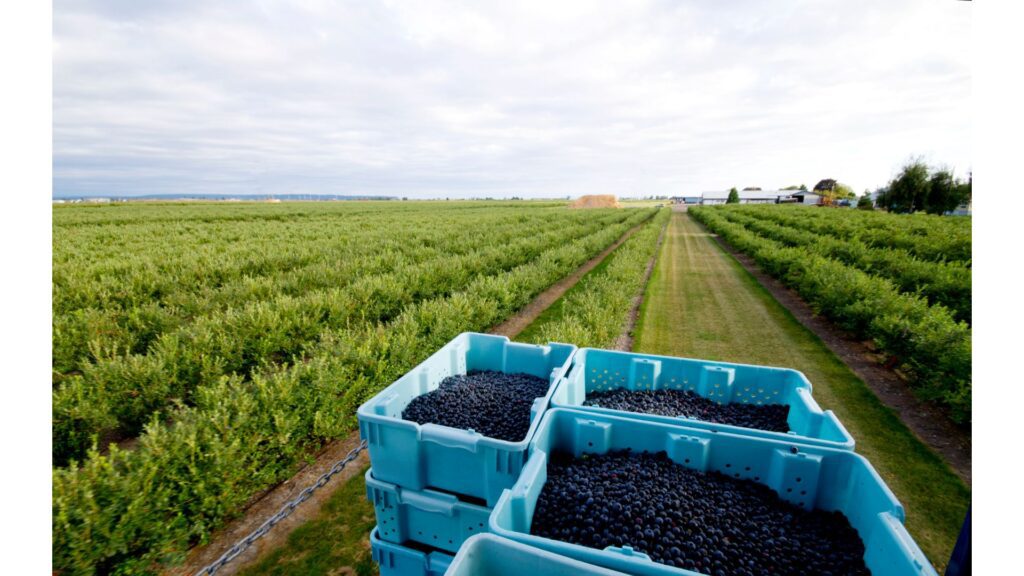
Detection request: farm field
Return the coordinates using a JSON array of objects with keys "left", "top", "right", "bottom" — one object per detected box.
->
[
  {"left": 51, "top": 201, "right": 659, "bottom": 575},
  {"left": 690, "top": 204, "right": 971, "bottom": 423},
  {"left": 633, "top": 212, "right": 969, "bottom": 571},
  {"left": 51, "top": 201, "right": 970, "bottom": 575}
]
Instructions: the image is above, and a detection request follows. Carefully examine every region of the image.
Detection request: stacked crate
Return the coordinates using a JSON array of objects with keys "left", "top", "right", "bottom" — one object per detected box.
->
[
  {"left": 359, "top": 334, "right": 939, "bottom": 576},
  {"left": 357, "top": 333, "right": 576, "bottom": 576}
]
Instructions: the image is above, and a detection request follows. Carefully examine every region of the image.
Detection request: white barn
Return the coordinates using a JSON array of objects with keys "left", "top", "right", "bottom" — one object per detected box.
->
[{"left": 698, "top": 190, "right": 798, "bottom": 205}]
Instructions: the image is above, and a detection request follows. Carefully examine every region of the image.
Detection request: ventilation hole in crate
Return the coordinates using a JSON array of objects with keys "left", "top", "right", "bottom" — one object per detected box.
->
[
  {"left": 479, "top": 522, "right": 484, "bottom": 527},
  {"left": 800, "top": 490, "right": 806, "bottom": 496},
  {"left": 433, "top": 535, "right": 438, "bottom": 540},
  {"left": 418, "top": 531, "right": 422, "bottom": 535},
  {"left": 796, "top": 477, "right": 802, "bottom": 483},
  {"left": 725, "top": 463, "right": 731, "bottom": 468},
  {"left": 588, "top": 442, "right": 593, "bottom": 447},
  {"left": 684, "top": 459, "right": 690, "bottom": 464},
  {"left": 754, "top": 476, "right": 760, "bottom": 481},
  {"left": 468, "top": 526, "right": 473, "bottom": 531},
  {"left": 449, "top": 540, "right": 453, "bottom": 544},
  {"left": 745, "top": 466, "right": 751, "bottom": 471},
  {"left": 734, "top": 473, "right": 740, "bottom": 478},
  {"left": 786, "top": 488, "right": 793, "bottom": 493}
]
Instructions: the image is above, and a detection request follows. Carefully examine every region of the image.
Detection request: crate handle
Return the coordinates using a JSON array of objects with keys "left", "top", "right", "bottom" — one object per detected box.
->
[
  {"left": 401, "top": 489, "right": 457, "bottom": 517},
  {"left": 420, "top": 424, "right": 480, "bottom": 453}
]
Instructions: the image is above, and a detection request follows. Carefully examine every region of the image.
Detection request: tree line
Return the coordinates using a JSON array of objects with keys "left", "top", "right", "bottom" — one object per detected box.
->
[{"left": 875, "top": 159, "right": 971, "bottom": 215}]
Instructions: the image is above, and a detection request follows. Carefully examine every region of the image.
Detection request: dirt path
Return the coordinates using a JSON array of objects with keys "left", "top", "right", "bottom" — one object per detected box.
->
[
  {"left": 706, "top": 224, "right": 972, "bottom": 484},
  {"left": 173, "top": 211, "right": 655, "bottom": 575},
  {"left": 166, "top": 434, "right": 369, "bottom": 576},
  {"left": 491, "top": 216, "right": 652, "bottom": 339},
  {"left": 613, "top": 216, "right": 669, "bottom": 351}
]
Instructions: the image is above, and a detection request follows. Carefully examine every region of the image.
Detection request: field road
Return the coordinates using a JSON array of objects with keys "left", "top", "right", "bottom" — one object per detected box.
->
[{"left": 633, "top": 212, "right": 969, "bottom": 572}]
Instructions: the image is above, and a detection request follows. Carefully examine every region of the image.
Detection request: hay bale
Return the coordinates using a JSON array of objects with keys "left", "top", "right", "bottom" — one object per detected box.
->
[{"left": 569, "top": 195, "right": 620, "bottom": 209}]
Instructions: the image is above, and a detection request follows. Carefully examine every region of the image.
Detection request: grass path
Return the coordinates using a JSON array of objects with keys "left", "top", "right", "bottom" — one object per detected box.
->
[{"left": 633, "top": 212, "right": 969, "bottom": 572}]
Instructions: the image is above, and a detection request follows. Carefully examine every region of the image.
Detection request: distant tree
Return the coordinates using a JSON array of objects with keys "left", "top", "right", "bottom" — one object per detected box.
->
[
  {"left": 878, "top": 159, "right": 931, "bottom": 213},
  {"left": 800, "top": 184, "right": 808, "bottom": 191},
  {"left": 857, "top": 194, "right": 874, "bottom": 210},
  {"left": 726, "top": 187, "right": 740, "bottom": 204},
  {"left": 780, "top": 185, "right": 803, "bottom": 190},
  {"left": 742, "top": 186, "right": 762, "bottom": 191},
  {"left": 813, "top": 179, "right": 837, "bottom": 193},
  {"left": 834, "top": 183, "right": 856, "bottom": 200},
  {"left": 875, "top": 160, "right": 970, "bottom": 215},
  {"left": 873, "top": 187, "right": 889, "bottom": 208},
  {"left": 922, "top": 168, "right": 972, "bottom": 215},
  {"left": 812, "top": 179, "right": 855, "bottom": 205},
  {"left": 956, "top": 172, "right": 972, "bottom": 207}
]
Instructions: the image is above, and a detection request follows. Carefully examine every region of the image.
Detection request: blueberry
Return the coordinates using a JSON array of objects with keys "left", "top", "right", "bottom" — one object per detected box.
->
[
  {"left": 583, "top": 388, "right": 791, "bottom": 433},
  {"left": 402, "top": 370, "right": 548, "bottom": 441},
  {"left": 530, "top": 450, "right": 869, "bottom": 575}
]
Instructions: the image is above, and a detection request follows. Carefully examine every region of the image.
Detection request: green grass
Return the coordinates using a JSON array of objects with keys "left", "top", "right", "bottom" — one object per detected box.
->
[
  {"left": 633, "top": 212, "right": 969, "bottom": 572},
  {"left": 239, "top": 465, "right": 378, "bottom": 576}
]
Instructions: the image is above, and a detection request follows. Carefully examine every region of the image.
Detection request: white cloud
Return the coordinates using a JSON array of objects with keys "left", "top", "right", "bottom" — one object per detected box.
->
[{"left": 53, "top": 0, "right": 972, "bottom": 197}]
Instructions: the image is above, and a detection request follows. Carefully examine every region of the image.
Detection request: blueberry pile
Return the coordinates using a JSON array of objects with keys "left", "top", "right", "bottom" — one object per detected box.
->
[
  {"left": 584, "top": 389, "right": 791, "bottom": 433},
  {"left": 531, "top": 450, "right": 869, "bottom": 576},
  {"left": 401, "top": 370, "right": 549, "bottom": 442}
]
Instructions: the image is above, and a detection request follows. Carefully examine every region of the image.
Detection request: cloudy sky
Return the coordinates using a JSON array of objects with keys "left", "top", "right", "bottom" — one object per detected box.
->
[{"left": 53, "top": 0, "right": 971, "bottom": 198}]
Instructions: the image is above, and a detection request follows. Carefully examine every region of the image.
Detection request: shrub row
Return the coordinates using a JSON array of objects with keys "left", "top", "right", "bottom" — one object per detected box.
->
[
  {"left": 530, "top": 209, "right": 670, "bottom": 348},
  {"left": 54, "top": 208, "right": 607, "bottom": 373},
  {"left": 717, "top": 209, "right": 971, "bottom": 322},
  {"left": 53, "top": 211, "right": 647, "bottom": 466},
  {"left": 729, "top": 204, "right": 971, "bottom": 263},
  {"left": 690, "top": 207, "right": 970, "bottom": 423}
]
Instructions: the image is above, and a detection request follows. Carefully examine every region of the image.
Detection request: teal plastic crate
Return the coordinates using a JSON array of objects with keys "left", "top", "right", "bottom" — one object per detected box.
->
[
  {"left": 366, "top": 468, "right": 491, "bottom": 553},
  {"left": 553, "top": 348, "right": 854, "bottom": 450},
  {"left": 358, "top": 332, "right": 576, "bottom": 506},
  {"left": 490, "top": 408, "right": 937, "bottom": 576},
  {"left": 447, "top": 534, "right": 628, "bottom": 575},
  {"left": 371, "top": 527, "right": 453, "bottom": 576}
]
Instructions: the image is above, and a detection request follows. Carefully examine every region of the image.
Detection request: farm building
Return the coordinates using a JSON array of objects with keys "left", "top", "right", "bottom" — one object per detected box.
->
[
  {"left": 670, "top": 196, "right": 703, "bottom": 204},
  {"left": 699, "top": 190, "right": 798, "bottom": 205},
  {"left": 792, "top": 191, "right": 822, "bottom": 205}
]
